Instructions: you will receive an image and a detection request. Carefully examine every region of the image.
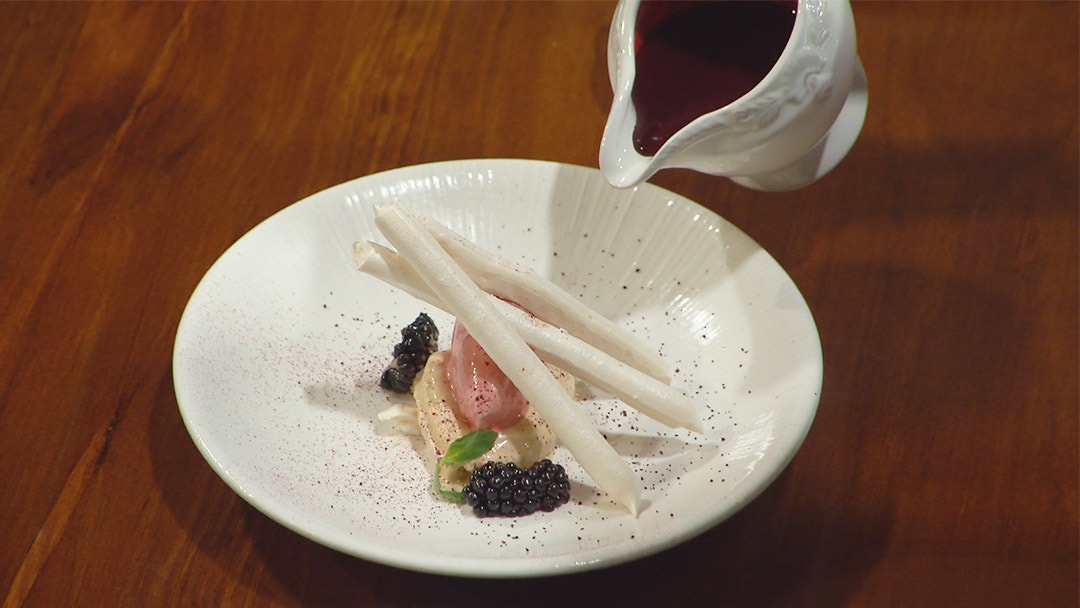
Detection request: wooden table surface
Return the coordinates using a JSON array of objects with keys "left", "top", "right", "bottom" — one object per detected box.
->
[{"left": 2, "top": 1, "right": 1076, "bottom": 606}]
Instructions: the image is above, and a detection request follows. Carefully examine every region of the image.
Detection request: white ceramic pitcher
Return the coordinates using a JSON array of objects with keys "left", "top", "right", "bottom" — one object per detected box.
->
[{"left": 599, "top": 0, "right": 867, "bottom": 191}]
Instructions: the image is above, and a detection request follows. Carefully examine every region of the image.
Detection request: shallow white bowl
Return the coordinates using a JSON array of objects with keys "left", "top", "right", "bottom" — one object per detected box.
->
[{"left": 172, "top": 159, "right": 822, "bottom": 578}]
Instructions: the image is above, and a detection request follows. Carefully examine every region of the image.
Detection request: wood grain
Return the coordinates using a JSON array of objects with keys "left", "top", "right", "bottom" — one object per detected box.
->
[{"left": 0, "top": 2, "right": 1075, "bottom": 606}]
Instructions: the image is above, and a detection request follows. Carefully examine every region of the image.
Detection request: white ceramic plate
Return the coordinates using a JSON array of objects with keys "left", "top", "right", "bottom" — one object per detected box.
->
[{"left": 173, "top": 159, "right": 821, "bottom": 578}]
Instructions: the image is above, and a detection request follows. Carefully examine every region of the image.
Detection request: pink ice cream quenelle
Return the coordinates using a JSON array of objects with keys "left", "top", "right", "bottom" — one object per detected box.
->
[{"left": 446, "top": 320, "right": 529, "bottom": 432}]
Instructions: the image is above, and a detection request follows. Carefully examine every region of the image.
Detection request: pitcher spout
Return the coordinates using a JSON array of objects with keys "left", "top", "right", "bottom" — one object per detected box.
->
[{"left": 599, "top": 91, "right": 663, "bottom": 189}]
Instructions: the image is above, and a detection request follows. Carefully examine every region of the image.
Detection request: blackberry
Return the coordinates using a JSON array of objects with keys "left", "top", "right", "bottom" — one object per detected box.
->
[
  {"left": 461, "top": 460, "right": 572, "bottom": 517},
  {"left": 379, "top": 313, "right": 439, "bottom": 392}
]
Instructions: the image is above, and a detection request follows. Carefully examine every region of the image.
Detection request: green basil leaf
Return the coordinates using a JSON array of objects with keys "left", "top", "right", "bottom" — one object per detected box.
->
[
  {"left": 441, "top": 429, "right": 497, "bottom": 465},
  {"left": 433, "top": 429, "right": 498, "bottom": 503}
]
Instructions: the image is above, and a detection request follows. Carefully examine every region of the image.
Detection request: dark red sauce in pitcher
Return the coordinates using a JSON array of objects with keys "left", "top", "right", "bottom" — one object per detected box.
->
[{"left": 631, "top": 1, "right": 798, "bottom": 156}]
